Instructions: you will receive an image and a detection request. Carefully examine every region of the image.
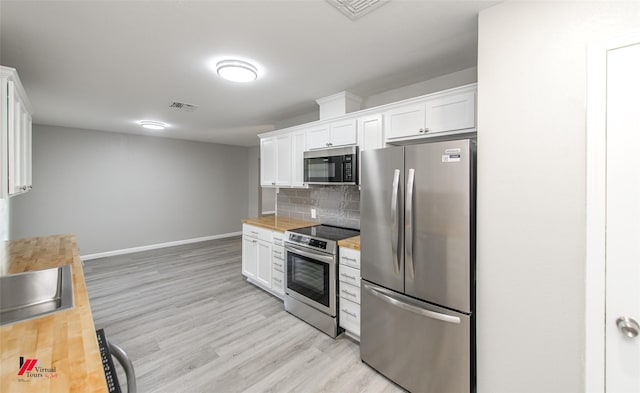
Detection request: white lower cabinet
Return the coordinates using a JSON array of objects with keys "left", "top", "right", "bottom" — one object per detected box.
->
[
  {"left": 256, "top": 240, "right": 272, "bottom": 288},
  {"left": 242, "top": 224, "right": 286, "bottom": 298},
  {"left": 242, "top": 235, "right": 258, "bottom": 280},
  {"left": 338, "top": 247, "right": 361, "bottom": 340}
]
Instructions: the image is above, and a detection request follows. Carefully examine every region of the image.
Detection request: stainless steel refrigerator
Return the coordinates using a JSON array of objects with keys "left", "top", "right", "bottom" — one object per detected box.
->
[{"left": 360, "top": 138, "right": 476, "bottom": 393}]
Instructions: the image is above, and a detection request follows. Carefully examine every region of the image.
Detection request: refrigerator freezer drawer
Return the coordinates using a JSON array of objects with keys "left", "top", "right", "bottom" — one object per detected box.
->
[{"left": 361, "top": 281, "right": 472, "bottom": 393}]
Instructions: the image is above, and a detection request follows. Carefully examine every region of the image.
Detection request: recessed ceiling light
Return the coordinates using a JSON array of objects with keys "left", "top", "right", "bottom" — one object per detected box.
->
[
  {"left": 216, "top": 59, "right": 258, "bottom": 83},
  {"left": 138, "top": 120, "right": 167, "bottom": 130}
]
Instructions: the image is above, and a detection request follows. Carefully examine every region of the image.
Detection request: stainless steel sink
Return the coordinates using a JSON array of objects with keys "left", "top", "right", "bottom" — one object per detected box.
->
[{"left": 0, "top": 265, "right": 73, "bottom": 326}]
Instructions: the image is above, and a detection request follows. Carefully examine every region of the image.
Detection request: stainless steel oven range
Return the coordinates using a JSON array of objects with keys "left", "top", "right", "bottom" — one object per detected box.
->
[{"left": 283, "top": 224, "right": 360, "bottom": 338}]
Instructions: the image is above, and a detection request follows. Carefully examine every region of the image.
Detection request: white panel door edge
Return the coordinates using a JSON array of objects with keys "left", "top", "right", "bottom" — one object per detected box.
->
[{"left": 586, "top": 30, "right": 640, "bottom": 393}]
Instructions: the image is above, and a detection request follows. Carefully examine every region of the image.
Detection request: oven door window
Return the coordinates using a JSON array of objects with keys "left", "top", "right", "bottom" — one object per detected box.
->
[
  {"left": 287, "top": 251, "right": 330, "bottom": 308},
  {"left": 304, "top": 156, "right": 344, "bottom": 183}
]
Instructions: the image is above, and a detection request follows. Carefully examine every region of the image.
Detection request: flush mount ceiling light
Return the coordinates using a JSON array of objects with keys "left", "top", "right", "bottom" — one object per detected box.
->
[
  {"left": 138, "top": 120, "right": 167, "bottom": 130},
  {"left": 216, "top": 59, "right": 258, "bottom": 83}
]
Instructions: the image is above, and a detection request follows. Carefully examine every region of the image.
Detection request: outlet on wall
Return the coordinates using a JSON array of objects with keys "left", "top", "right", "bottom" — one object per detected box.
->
[{"left": 311, "top": 208, "right": 317, "bottom": 219}]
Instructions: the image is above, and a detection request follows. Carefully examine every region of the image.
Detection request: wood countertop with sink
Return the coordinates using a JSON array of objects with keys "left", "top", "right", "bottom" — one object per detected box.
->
[
  {"left": 337, "top": 236, "right": 360, "bottom": 250},
  {"left": 0, "top": 235, "right": 108, "bottom": 393},
  {"left": 242, "top": 216, "right": 317, "bottom": 233}
]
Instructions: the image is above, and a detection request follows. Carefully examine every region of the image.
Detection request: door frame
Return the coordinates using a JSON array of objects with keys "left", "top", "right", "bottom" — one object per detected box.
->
[{"left": 585, "top": 30, "right": 640, "bottom": 393}]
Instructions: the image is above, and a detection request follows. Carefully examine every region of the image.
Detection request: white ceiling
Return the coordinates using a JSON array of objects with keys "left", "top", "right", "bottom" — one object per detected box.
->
[{"left": 0, "top": 1, "right": 496, "bottom": 147}]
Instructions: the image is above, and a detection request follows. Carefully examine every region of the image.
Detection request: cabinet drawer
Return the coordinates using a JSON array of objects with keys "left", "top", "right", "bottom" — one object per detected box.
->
[
  {"left": 271, "top": 270, "right": 284, "bottom": 295},
  {"left": 339, "top": 247, "right": 360, "bottom": 269},
  {"left": 339, "top": 298, "right": 360, "bottom": 337},
  {"left": 339, "top": 282, "right": 361, "bottom": 305},
  {"left": 272, "top": 232, "right": 285, "bottom": 246},
  {"left": 339, "top": 265, "right": 360, "bottom": 287},
  {"left": 272, "top": 244, "right": 285, "bottom": 259},
  {"left": 271, "top": 256, "right": 285, "bottom": 273},
  {"left": 243, "top": 224, "right": 260, "bottom": 239},
  {"left": 243, "top": 224, "right": 272, "bottom": 242}
]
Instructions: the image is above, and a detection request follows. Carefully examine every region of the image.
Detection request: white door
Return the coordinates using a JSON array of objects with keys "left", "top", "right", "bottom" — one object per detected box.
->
[
  {"left": 605, "top": 42, "right": 640, "bottom": 392},
  {"left": 275, "top": 133, "right": 291, "bottom": 186},
  {"left": 242, "top": 236, "right": 258, "bottom": 279},
  {"left": 260, "top": 137, "right": 275, "bottom": 186},
  {"left": 290, "top": 130, "right": 307, "bottom": 187},
  {"left": 384, "top": 103, "right": 425, "bottom": 139},
  {"left": 256, "top": 240, "right": 272, "bottom": 288},
  {"left": 329, "top": 118, "right": 357, "bottom": 147}
]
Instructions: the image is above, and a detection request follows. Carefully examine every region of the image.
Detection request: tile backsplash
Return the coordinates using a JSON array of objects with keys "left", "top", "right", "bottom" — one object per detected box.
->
[{"left": 277, "top": 186, "right": 360, "bottom": 230}]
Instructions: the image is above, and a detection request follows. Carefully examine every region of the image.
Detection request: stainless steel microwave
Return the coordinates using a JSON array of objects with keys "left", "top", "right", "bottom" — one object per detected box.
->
[{"left": 303, "top": 146, "right": 358, "bottom": 185}]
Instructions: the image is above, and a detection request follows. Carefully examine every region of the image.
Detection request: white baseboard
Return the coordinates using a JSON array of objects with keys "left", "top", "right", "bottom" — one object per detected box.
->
[{"left": 81, "top": 231, "right": 242, "bottom": 261}]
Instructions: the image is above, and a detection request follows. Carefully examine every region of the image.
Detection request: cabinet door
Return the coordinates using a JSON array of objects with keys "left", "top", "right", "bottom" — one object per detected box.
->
[
  {"left": 384, "top": 103, "right": 426, "bottom": 139},
  {"left": 260, "top": 137, "right": 276, "bottom": 187},
  {"left": 256, "top": 240, "right": 272, "bottom": 288},
  {"left": 275, "top": 133, "right": 291, "bottom": 186},
  {"left": 357, "top": 114, "right": 384, "bottom": 182},
  {"left": 307, "top": 124, "right": 331, "bottom": 150},
  {"left": 8, "top": 81, "right": 29, "bottom": 196},
  {"left": 425, "top": 90, "right": 476, "bottom": 134},
  {"left": 242, "top": 236, "right": 258, "bottom": 279},
  {"left": 1, "top": 78, "right": 7, "bottom": 198},
  {"left": 329, "top": 118, "right": 357, "bottom": 147},
  {"left": 290, "top": 130, "right": 307, "bottom": 187},
  {"left": 24, "top": 112, "right": 32, "bottom": 189},
  {"left": 358, "top": 114, "right": 384, "bottom": 152}
]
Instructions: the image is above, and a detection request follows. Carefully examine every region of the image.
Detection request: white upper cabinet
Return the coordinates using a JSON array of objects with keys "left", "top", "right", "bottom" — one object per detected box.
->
[
  {"left": 1, "top": 66, "right": 33, "bottom": 198},
  {"left": 329, "top": 118, "right": 357, "bottom": 147},
  {"left": 260, "top": 137, "right": 276, "bottom": 187},
  {"left": 275, "top": 133, "right": 291, "bottom": 186},
  {"left": 425, "top": 89, "right": 475, "bottom": 134},
  {"left": 357, "top": 114, "right": 384, "bottom": 182},
  {"left": 307, "top": 119, "right": 357, "bottom": 150},
  {"left": 261, "top": 134, "right": 292, "bottom": 187},
  {"left": 357, "top": 114, "right": 384, "bottom": 152},
  {"left": 384, "top": 103, "right": 426, "bottom": 140},
  {"left": 258, "top": 84, "right": 476, "bottom": 189},
  {"left": 290, "top": 129, "right": 307, "bottom": 188},
  {"left": 307, "top": 123, "right": 331, "bottom": 150},
  {"left": 385, "top": 85, "right": 476, "bottom": 140}
]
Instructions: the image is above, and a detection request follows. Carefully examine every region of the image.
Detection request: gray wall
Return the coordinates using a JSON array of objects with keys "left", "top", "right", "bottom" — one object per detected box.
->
[
  {"left": 10, "top": 125, "right": 249, "bottom": 255},
  {"left": 476, "top": 2, "right": 640, "bottom": 392},
  {"left": 247, "top": 146, "right": 259, "bottom": 218},
  {"left": 277, "top": 187, "right": 360, "bottom": 229}
]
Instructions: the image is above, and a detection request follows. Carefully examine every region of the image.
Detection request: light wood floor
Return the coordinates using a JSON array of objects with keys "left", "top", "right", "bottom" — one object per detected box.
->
[{"left": 84, "top": 237, "right": 404, "bottom": 393}]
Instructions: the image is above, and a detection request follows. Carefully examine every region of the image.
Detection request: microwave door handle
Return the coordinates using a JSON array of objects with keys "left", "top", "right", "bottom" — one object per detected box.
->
[
  {"left": 406, "top": 168, "right": 415, "bottom": 278},
  {"left": 390, "top": 169, "right": 401, "bottom": 274}
]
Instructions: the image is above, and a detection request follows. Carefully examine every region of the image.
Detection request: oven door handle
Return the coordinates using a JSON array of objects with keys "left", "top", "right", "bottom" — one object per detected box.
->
[{"left": 285, "top": 244, "right": 336, "bottom": 265}]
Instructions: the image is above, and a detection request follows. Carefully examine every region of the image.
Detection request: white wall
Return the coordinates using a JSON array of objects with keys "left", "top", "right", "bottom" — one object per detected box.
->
[
  {"left": 361, "top": 67, "right": 477, "bottom": 109},
  {"left": 476, "top": 2, "right": 640, "bottom": 392},
  {"left": 272, "top": 67, "right": 477, "bottom": 132},
  {"left": 10, "top": 125, "right": 249, "bottom": 255}
]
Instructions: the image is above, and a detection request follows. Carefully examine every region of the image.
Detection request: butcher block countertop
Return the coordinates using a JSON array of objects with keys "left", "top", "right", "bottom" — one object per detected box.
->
[
  {"left": 337, "top": 236, "right": 361, "bottom": 250},
  {"left": 242, "top": 216, "right": 317, "bottom": 233},
  {"left": 0, "top": 235, "right": 108, "bottom": 393}
]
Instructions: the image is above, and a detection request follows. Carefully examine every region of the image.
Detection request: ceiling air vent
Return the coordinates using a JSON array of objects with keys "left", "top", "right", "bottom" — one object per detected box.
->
[
  {"left": 168, "top": 101, "right": 198, "bottom": 112},
  {"left": 326, "top": 0, "right": 389, "bottom": 20}
]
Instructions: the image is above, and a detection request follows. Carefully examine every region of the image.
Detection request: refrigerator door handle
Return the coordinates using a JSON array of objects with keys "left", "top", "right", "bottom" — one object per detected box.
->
[
  {"left": 405, "top": 168, "right": 415, "bottom": 278},
  {"left": 390, "top": 169, "right": 401, "bottom": 274},
  {"left": 363, "top": 283, "right": 461, "bottom": 324}
]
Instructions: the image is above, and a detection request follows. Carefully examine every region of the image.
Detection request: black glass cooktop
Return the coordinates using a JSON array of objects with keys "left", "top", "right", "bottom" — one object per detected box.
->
[{"left": 289, "top": 225, "right": 360, "bottom": 242}]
